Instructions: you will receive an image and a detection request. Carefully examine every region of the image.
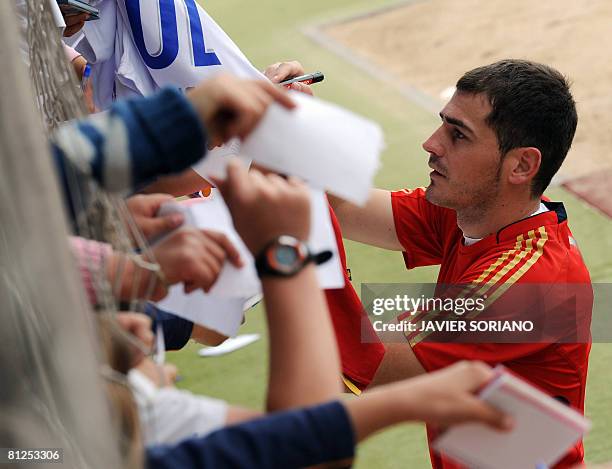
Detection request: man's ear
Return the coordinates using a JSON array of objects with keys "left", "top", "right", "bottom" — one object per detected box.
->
[{"left": 505, "top": 147, "right": 541, "bottom": 186}]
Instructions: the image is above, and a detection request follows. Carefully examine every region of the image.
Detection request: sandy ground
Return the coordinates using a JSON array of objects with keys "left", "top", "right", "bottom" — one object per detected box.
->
[{"left": 325, "top": 0, "right": 612, "bottom": 183}]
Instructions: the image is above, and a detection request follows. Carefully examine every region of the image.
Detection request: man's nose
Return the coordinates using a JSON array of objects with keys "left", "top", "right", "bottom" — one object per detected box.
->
[{"left": 422, "top": 128, "right": 444, "bottom": 157}]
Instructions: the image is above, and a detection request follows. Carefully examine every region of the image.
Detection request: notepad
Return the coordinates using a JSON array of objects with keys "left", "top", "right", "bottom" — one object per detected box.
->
[{"left": 433, "top": 367, "right": 591, "bottom": 469}]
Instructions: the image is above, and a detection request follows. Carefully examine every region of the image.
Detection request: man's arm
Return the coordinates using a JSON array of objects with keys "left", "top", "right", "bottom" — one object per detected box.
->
[
  {"left": 367, "top": 342, "right": 426, "bottom": 388},
  {"left": 328, "top": 189, "right": 403, "bottom": 251},
  {"left": 143, "top": 58, "right": 315, "bottom": 198},
  {"left": 143, "top": 169, "right": 210, "bottom": 197},
  {"left": 51, "top": 87, "right": 207, "bottom": 197},
  {"left": 51, "top": 75, "right": 294, "bottom": 219},
  {"left": 217, "top": 161, "right": 342, "bottom": 411},
  {"left": 261, "top": 265, "right": 342, "bottom": 410},
  {"left": 146, "top": 401, "right": 355, "bottom": 469},
  {"left": 146, "top": 362, "right": 509, "bottom": 469},
  {"left": 346, "top": 361, "right": 509, "bottom": 440},
  {"left": 262, "top": 60, "right": 402, "bottom": 253}
]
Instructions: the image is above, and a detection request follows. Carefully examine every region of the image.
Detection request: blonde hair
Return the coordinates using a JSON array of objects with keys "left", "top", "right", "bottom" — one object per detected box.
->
[{"left": 98, "top": 315, "right": 144, "bottom": 469}]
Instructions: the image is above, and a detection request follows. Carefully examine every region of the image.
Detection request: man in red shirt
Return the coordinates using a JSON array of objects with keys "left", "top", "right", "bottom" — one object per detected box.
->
[{"left": 329, "top": 59, "right": 592, "bottom": 468}]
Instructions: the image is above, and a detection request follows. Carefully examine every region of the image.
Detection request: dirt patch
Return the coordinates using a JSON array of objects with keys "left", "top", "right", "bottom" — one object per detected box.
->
[
  {"left": 563, "top": 169, "right": 612, "bottom": 218},
  {"left": 324, "top": 0, "right": 612, "bottom": 183}
]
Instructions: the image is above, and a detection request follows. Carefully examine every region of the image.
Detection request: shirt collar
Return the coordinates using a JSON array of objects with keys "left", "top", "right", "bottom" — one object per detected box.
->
[{"left": 462, "top": 202, "right": 553, "bottom": 246}]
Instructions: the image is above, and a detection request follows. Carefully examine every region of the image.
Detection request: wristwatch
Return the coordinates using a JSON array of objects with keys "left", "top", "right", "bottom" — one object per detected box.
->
[{"left": 255, "top": 235, "right": 332, "bottom": 278}]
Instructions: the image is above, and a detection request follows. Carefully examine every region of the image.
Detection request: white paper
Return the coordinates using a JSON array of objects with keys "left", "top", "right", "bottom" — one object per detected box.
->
[
  {"left": 157, "top": 192, "right": 259, "bottom": 298},
  {"left": 155, "top": 188, "right": 344, "bottom": 336},
  {"left": 433, "top": 368, "right": 591, "bottom": 469},
  {"left": 158, "top": 188, "right": 343, "bottom": 296},
  {"left": 157, "top": 287, "right": 248, "bottom": 337},
  {"left": 191, "top": 139, "right": 252, "bottom": 180},
  {"left": 240, "top": 92, "right": 384, "bottom": 206},
  {"left": 308, "top": 190, "right": 344, "bottom": 288},
  {"left": 198, "top": 334, "right": 260, "bottom": 357}
]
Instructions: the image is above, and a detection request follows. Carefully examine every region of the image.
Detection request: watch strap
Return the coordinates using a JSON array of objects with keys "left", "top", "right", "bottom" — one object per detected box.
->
[{"left": 312, "top": 250, "right": 333, "bottom": 266}]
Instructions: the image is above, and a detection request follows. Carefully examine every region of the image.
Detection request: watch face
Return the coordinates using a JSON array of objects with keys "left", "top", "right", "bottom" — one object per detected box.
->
[
  {"left": 265, "top": 237, "right": 308, "bottom": 275},
  {"left": 274, "top": 245, "right": 299, "bottom": 267}
]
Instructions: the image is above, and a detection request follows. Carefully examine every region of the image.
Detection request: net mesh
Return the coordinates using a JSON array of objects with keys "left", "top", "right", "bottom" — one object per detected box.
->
[
  {"left": 25, "top": 0, "right": 86, "bottom": 128},
  {"left": 0, "top": 0, "right": 122, "bottom": 466},
  {"left": 0, "top": 1, "right": 169, "bottom": 465},
  {"left": 23, "top": 0, "right": 163, "bottom": 318}
]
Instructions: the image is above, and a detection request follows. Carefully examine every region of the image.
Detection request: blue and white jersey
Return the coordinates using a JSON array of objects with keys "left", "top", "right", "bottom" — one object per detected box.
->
[{"left": 71, "top": 0, "right": 263, "bottom": 109}]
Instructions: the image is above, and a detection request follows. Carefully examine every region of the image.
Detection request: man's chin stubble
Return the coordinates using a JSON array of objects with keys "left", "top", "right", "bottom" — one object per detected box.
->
[
  {"left": 426, "top": 184, "right": 463, "bottom": 211},
  {"left": 425, "top": 185, "right": 446, "bottom": 208}
]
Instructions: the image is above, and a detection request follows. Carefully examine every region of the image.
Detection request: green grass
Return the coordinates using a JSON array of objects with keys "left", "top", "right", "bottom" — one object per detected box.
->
[{"left": 168, "top": 1, "right": 612, "bottom": 466}]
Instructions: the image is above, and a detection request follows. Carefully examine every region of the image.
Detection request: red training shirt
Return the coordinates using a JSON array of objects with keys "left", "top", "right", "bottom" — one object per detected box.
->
[
  {"left": 391, "top": 188, "right": 592, "bottom": 469},
  {"left": 325, "top": 206, "right": 386, "bottom": 388}
]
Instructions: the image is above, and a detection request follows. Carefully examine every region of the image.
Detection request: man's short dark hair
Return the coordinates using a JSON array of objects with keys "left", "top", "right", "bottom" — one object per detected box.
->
[{"left": 456, "top": 59, "right": 578, "bottom": 196}]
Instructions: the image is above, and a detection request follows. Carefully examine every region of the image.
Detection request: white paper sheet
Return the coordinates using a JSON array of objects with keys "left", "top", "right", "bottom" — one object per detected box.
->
[
  {"left": 433, "top": 367, "right": 591, "bottom": 469},
  {"left": 198, "top": 334, "right": 261, "bottom": 357},
  {"left": 191, "top": 139, "right": 252, "bottom": 180},
  {"left": 308, "top": 190, "right": 344, "bottom": 288},
  {"left": 157, "top": 287, "right": 249, "bottom": 337},
  {"left": 155, "top": 188, "right": 343, "bottom": 336},
  {"left": 161, "top": 193, "right": 261, "bottom": 299},
  {"left": 158, "top": 188, "right": 343, "bottom": 295},
  {"left": 239, "top": 92, "right": 384, "bottom": 206}
]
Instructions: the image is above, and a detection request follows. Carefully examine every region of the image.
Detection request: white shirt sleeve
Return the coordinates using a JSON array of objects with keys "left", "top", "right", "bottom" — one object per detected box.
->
[{"left": 128, "top": 369, "right": 228, "bottom": 446}]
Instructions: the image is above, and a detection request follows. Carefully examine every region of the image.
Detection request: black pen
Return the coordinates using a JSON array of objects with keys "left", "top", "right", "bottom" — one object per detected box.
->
[{"left": 279, "top": 71, "right": 324, "bottom": 86}]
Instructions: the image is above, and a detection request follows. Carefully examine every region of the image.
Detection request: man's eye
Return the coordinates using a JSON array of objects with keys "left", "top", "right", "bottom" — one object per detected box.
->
[{"left": 452, "top": 129, "right": 466, "bottom": 141}]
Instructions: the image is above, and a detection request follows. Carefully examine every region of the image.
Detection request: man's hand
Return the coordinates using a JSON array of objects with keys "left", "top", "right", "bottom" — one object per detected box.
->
[
  {"left": 126, "top": 194, "right": 184, "bottom": 241},
  {"left": 150, "top": 227, "right": 243, "bottom": 294},
  {"left": 60, "top": 8, "right": 89, "bottom": 37},
  {"left": 137, "top": 358, "right": 179, "bottom": 388},
  {"left": 213, "top": 159, "right": 310, "bottom": 255},
  {"left": 263, "top": 61, "right": 314, "bottom": 96},
  {"left": 345, "top": 361, "right": 512, "bottom": 443},
  {"left": 394, "top": 361, "right": 512, "bottom": 430},
  {"left": 69, "top": 55, "right": 96, "bottom": 113},
  {"left": 187, "top": 74, "right": 295, "bottom": 147},
  {"left": 106, "top": 227, "right": 241, "bottom": 301},
  {"left": 113, "top": 312, "right": 154, "bottom": 366},
  {"left": 70, "top": 55, "right": 88, "bottom": 79},
  {"left": 115, "top": 312, "right": 154, "bottom": 350}
]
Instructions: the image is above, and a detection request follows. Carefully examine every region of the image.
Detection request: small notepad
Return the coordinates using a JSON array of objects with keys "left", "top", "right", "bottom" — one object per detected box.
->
[{"left": 433, "top": 366, "right": 591, "bottom": 469}]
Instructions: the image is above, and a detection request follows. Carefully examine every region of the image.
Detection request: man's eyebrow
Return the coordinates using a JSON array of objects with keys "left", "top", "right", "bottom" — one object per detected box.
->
[{"left": 439, "top": 112, "right": 475, "bottom": 136}]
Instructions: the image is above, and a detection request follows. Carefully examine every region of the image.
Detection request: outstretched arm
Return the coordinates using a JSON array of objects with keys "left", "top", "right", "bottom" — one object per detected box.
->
[
  {"left": 147, "top": 361, "right": 509, "bottom": 469},
  {"left": 328, "top": 190, "right": 403, "bottom": 251},
  {"left": 216, "top": 160, "right": 342, "bottom": 411},
  {"left": 51, "top": 87, "right": 207, "bottom": 198},
  {"left": 51, "top": 75, "right": 294, "bottom": 218},
  {"left": 142, "top": 58, "right": 317, "bottom": 198},
  {"left": 142, "top": 169, "right": 211, "bottom": 197},
  {"left": 263, "top": 60, "right": 402, "bottom": 253},
  {"left": 347, "top": 361, "right": 509, "bottom": 441}
]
